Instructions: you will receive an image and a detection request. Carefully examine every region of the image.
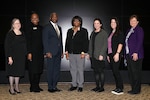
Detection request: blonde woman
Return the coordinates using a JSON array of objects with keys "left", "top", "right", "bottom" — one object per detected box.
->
[{"left": 4, "top": 18, "right": 27, "bottom": 95}]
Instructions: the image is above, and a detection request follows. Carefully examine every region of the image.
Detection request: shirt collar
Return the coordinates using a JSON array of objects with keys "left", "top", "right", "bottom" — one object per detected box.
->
[
  {"left": 50, "top": 21, "right": 57, "bottom": 26},
  {"left": 72, "top": 26, "right": 80, "bottom": 31}
]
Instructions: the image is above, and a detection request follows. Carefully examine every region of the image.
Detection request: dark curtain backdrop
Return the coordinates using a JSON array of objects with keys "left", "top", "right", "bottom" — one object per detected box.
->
[{"left": 0, "top": 0, "right": 149, "bottom": 71}]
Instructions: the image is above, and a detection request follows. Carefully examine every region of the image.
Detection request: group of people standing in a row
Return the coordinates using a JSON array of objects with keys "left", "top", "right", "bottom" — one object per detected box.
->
[{"left": 4, "top": 11, "right": 144, "bottom": 96}]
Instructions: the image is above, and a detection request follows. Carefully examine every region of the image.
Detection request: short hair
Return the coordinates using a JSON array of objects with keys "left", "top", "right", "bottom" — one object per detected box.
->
[
  {"left": 30, "top": 11, "right": 39, "bottom": 18},
  {"left": 129, "top": 14, "right": 139, "bottom": 21},
  {"left": 71, "top": 16, "right": 82, "bottom": 26},
  {"left": 31, "top": 11, "right": 38, "bottom": 15},
  {"left": 50, "top": 12, "right": 57, "bottom": 20},
  {"left": 10, "top": 18, "right": 20, "bottom": 31},
  {"left": 93, "top": 18, "right": 103, "bottom": 29}
]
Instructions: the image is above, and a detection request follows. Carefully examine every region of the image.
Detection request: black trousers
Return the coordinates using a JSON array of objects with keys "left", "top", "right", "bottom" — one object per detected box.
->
[
  {"left": 27, "top": 60, "right": 42, "bottom": 91},
  {"left": 109, "top": 54, "right": 123, "bottom": 90},
  {"left": 126, "top": 55, "right": 143, "bottom": 93},
  {"left": 29, "top": 72, "right": 41, "bottom": 91}
]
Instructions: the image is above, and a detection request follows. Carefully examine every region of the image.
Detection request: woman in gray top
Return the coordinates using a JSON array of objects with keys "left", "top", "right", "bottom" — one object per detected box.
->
[{"left": 88, "top": 18, "right": 108, "bottom": 92}]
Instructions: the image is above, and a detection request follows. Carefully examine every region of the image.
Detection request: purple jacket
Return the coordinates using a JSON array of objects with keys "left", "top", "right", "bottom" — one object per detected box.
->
[{"left": 125, "top": 25, "right": 144, "bottom": 59}]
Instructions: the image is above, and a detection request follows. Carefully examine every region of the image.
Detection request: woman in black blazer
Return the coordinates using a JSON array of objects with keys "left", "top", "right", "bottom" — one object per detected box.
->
[
  {"left": 107, "top": 17, "right": 124, "bottom": 95},
  {"left": 65, "top": 16, "right": 89, "bottom": 92}
]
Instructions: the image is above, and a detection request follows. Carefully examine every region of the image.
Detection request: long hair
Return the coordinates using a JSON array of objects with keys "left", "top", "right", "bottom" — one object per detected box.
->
[{"left": 110, "top": 17, "right": 121, "bottom": 35}]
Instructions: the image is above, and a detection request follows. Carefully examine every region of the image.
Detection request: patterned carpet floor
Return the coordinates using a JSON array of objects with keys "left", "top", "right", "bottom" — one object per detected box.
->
[{"left": 0, "top": 82, "right": 150, "bottom": 100}]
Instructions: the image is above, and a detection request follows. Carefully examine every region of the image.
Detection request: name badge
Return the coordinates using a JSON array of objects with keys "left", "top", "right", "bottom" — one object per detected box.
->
[{"left": 33, "top": 27, "right": 37, "bottom": 30}]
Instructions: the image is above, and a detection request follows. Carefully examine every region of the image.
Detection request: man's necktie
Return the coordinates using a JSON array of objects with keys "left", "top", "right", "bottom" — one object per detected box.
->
[{"left": 55, "top": 24, "right": 60, "bottom": 37}]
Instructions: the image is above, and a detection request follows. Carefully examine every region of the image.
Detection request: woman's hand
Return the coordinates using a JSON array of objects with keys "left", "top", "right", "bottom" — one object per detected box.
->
[
  {"left": 107, "top": 56, "right": 110, "bottom": 63},
  {"left": 80, "top": 52, "right": 85, "bottom": 59},
  {"left": 8, "top": 57, "right": 13, "bottom": 65},
  {"left": 65, "top": 51, "right": 69, "bottom": 60},
  {"left": 113, "top": 53, "right": 119, "bottom": 62},
  {"left": 132, "top": 53, "right": 138, "bottom": 61},
  {"left": 27, "top": 53, "right": 32, "bottom": 61},
  {"left": 99, "top": 55, "right": 103, "bottom": 61}
]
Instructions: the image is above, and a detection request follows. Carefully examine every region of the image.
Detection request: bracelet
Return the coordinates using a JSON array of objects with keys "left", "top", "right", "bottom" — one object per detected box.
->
[
  {"left": 116, "top": 52, "right": 120, "bottom": 54},
  {"left": 81, "top": 52, "right": 85, "bottom": 54}
]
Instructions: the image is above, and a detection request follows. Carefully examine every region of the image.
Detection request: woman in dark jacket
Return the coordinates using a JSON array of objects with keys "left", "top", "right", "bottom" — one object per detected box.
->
[
  {"left": 65, "top": 16, "right": 89, "bottom": 92},
  {"left": 107, "top": 17, "right": 124, "bottom": 95},
  {"left": 5, "top": 18, "right": 27, "bottom": 95},
  {"left": 125, "top": 14, "right": 144, "bottom": 95},
  {"left": 26, "top": 12, "right": 44, "bottom": 92}
]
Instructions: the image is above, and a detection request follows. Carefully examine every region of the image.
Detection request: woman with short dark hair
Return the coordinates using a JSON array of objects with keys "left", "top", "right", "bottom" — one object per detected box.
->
[
  {"left": 125, "top": 14, "right": 144, "bottom": 94},
  {"left": 65, "top": 15, "right": 89, "bottom": 92}
]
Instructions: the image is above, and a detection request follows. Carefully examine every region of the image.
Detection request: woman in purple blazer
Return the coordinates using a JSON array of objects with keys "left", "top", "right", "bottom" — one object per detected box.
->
[{"left": 125, "top": 14, "right": 144, "bottom": 94}]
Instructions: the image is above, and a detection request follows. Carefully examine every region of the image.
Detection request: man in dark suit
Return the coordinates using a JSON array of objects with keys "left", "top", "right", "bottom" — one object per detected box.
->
[{"left": 42, "top": 12, "right": 63, "bottom": 93}]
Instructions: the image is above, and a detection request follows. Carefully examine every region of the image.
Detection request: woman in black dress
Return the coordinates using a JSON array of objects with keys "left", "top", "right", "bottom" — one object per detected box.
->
[
  {"left": 4, "top": 18, "right": 27, "bottom": 95},
  {"left": 26, "top": 12, "right": 44, "bottom": 92}
]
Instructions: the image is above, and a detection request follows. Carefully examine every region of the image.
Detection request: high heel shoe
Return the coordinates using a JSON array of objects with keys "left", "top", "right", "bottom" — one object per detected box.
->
[
  {"left": 14, "top": 89, "right": 21, "bottom": 93},
  {"left": 9, "top": 89, "right": 16, "bottom": 95}
]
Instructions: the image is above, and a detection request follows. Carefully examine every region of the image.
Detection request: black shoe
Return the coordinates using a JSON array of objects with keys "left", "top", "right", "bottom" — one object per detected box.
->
[
  {"left": 111, "top": 88, "right": 124, "bottom": 95},
  {"left": 33, "top": 90, "right": 40, "bottom": 93},
  {"left": 38, "top": 87, "right": 43, "bottom": 91},
  {"left": 78, "top": 87, "right": 83, "bottom": 92},
  {"left": 48, "top": 89, "right": 55, "bottom": 93},
  {"left": 128, "top": 90, "right": 132, "bottom": 94},
  {"left": 91, "top": 87, "right": 100, "bottom": 92},
  {"left": 128, "top": 90, "right": 140, "bottom": 94},
  {"left": 30, "top": 89, "right": 40, "bottom": 93},
  {"left": 14, "top": 89, "right": 21, "bottom": 94},
  {"left": 111, "top": 88, "right": 118, "bottom": 94},
  {"left": 9, "top": 89, "right": 16, "bottom": 95},
  {"left": 68, "top": 86, "right": 77, "bottom": 91},
  {"left": 111, "top": 88, "right": 118, "bottom": 93},
  {"left": 96, "top": 87, "right": 104, "bottom": 92},
  {"left": 53, "top": 88, "right": 62, "bottom": 92}
]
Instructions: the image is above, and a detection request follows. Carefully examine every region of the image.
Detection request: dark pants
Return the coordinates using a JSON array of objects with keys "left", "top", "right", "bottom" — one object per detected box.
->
[
  {"left": 109, "top": 54, "right": 123, "bottom": 90},
  {"left": 126, "top": 55, "right": 143, "bottom": 93},
  {"left": 46, "top": 53, "right": 61, "bottom": 90},
  {"left": 28, "top": 61, "right": 42, "bottom": 91},
  {"left": 28, "top": 72, "right": 41, "bottom": 91},
  {"left": 90, "top": 58, "right": 105, "bottom": 88}
]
